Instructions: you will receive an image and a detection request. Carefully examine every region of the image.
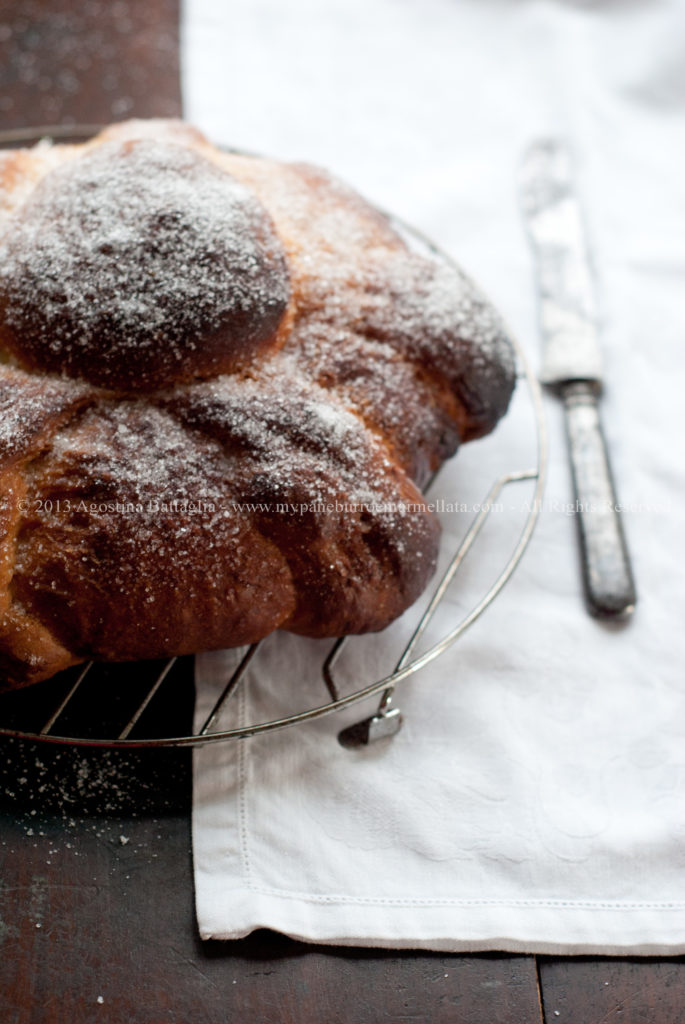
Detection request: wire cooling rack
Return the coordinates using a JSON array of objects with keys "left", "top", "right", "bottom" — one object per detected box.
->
[{"left": 0, "top": 124, "right": 547, "bottom": 748}]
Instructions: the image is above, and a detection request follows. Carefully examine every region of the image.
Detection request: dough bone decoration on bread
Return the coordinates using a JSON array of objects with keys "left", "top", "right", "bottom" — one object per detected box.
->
[{"left": 0, "top": 119, "right": 515, "bottom": 691}]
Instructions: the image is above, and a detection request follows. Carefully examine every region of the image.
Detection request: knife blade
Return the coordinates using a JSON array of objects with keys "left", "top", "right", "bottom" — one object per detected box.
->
[{"left": 519, "top": 139, "right": 636, "bottom": 619}]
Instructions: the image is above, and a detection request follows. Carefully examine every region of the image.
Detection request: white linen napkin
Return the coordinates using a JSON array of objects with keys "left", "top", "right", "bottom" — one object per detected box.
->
[{"left": 185, "top": 0, "right": 685, "bottom": 951}]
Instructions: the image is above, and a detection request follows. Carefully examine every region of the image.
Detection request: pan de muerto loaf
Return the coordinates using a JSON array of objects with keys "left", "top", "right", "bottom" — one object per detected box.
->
[{"left": 0, "top": 119, "right": 515, "bottom": 689}]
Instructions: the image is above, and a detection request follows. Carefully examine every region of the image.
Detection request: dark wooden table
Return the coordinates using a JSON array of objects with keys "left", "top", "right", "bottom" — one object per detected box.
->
[{"left": 1, "top": 3, "right": 683, "bottom": 1021}]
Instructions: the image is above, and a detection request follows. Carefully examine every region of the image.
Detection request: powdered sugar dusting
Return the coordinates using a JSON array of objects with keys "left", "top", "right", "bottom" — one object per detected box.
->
[
  {"left": 0, "top": 122, "right": 516, "bottom": 677},
  {"left": 0, "top": 365, "right": 90, "bottom": 464},
  {"left": 0, "top": 137, "right": 289, "bottom": 389},
  {"left": 223, "top": 154, "right": 515, "bottom": 446},
  {"left": 162, "top": 365, "right": 439, "bottom": 635},
  {"left": 170, "top": 367, "right": 399, "bottom": 509}
]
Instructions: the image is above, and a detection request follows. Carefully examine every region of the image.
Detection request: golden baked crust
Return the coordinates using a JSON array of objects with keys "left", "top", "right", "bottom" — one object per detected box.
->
[{"left": 0, "top": 119, "right": 515, "bottom": 689}]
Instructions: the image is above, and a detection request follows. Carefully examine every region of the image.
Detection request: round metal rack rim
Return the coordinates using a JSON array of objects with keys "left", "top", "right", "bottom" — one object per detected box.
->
[{"left": 0, "top": 123, "right": 548, "bottom": 748}]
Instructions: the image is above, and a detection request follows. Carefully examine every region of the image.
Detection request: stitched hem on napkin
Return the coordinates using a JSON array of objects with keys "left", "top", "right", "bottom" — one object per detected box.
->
[{"left": 193, "top": 879, "right": 685, "bottom": 954}]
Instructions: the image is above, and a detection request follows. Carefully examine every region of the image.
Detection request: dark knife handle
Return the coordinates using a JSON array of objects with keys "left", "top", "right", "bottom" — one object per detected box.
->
[{"left": 561, "top": 381, "right": 637, "bottom": 618}]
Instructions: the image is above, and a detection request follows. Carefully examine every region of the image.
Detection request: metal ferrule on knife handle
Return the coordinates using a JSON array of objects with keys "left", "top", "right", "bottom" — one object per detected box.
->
[{"left": 561, "top": 381, "right": 636, "bottom": 618}]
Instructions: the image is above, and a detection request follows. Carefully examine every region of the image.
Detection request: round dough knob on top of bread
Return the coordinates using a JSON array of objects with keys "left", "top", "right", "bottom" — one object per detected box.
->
[{"left": 0, "top": 137, "right": 290, "bottom": 391}]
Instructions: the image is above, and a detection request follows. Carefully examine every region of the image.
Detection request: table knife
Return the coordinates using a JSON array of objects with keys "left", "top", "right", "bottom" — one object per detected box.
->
[{"left": 519, "top": 139, "right": 636, "bottom": 619}]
